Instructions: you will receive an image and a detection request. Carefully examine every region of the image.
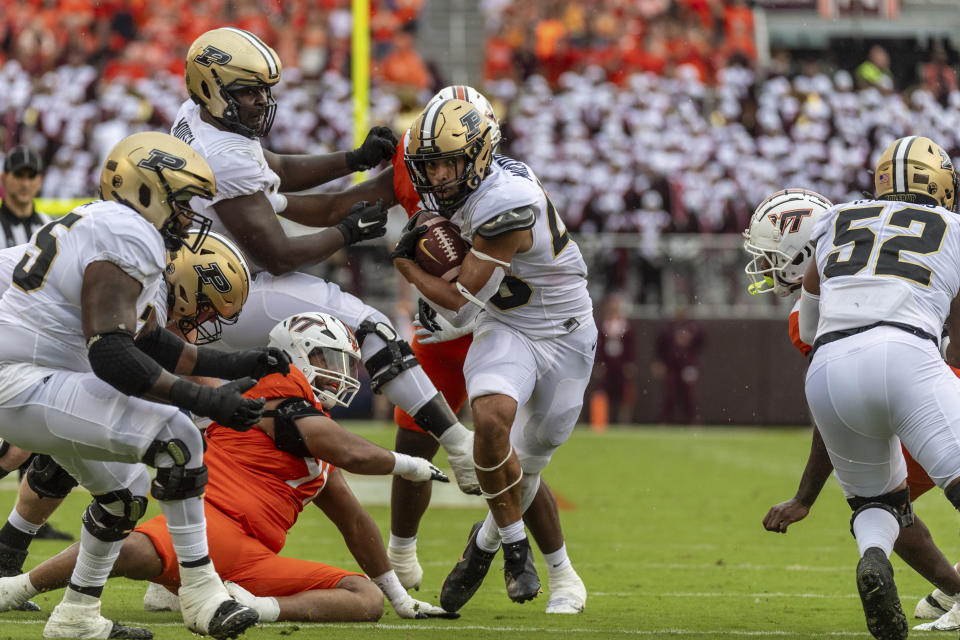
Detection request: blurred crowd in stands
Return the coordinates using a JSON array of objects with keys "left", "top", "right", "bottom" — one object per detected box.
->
[{"left": 2, "top": 0, "right": 959, "bottom": 259}]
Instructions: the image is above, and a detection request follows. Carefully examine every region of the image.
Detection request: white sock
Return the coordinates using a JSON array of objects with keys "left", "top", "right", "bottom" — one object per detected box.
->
[
  {"left": 544, "top": 544, "right": 571, "bottom": 575},
  {"left": 373, "top": 570, "right": 406, "bottom": 604},
  {"left": 157, "top": 496, "right": 209, "bottom": 563},
  {"left": 70, "top": 529, "right": 123, "bottom": 589},
  {"left": 8, "top": 509, "right": 41, "bottom": 536},
  {"left": 8, "top": 572, "right": 38, "bottom": 601},
  {"left": 476, "top": 514, "right": 500, "bottom": 552},
  {"left": 852, "top": 508, "right": 899, "bottom": 557},
  {"left": 388, "top": 534, "right": 417, "bottom": 550},
  {"left": 498, "top": 520, "right": 526, "bottom": 545}
]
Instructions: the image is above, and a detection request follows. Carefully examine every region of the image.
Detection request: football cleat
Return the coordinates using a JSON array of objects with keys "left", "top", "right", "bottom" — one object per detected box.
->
[
  {"left": 0, "top": 542, "right": 39, "bottom": 611},
  {"left": 440, "top": 521, "right": 497, "bottom": 612},
  {"left": 914, "top": 600, "right": 960, "bottom": 631},
  {"left": 178, "top": 562, "right": 259, "bottom": 639},
  {"left": 914, "top": 588, "right": 958, "bottom": 619},
  {"left": 142, "top": 582, "right": 180, "bottom": 612},
  {"left": 387, "top": 544, "right": 423, "bottom": 591},
  {"left": 856, "top": 547, "right": 907, "bottom": 640},
  {"left": 545, "top": 565, "right": 586, "bottom": 614},
  {"left": 43, "top": 599, "right": 153, "bottom": 639},
  {"left": 0, "top": 573, "right": 39, "bottom": 612},
  {"left": 502, "top": 538, "right": 541, "bottom": 604}
]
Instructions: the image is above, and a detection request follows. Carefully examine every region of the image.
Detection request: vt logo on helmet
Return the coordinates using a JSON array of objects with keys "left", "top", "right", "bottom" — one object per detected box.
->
[
  {"left": 405, "top": 99, "right": 494, "bottom": 215},
  {"left": 874, "top": 135, "right": 958, "bottom": 212},
  {"left": 185, "top": 27, "right": 282, "bottom": 139},
  {"left": 166, "top": 230, "right": 251, "bottom": 344},
  {"left": 100, "top": 132, "right": 216, "bottom": 253}
]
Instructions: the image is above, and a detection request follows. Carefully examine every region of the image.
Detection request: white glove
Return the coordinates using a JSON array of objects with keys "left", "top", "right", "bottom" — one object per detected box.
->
[
  {"left": 392, "top": 452, "right": 449, "bottom": 483},
  {"left": 414, "top": 298, "right": 475, "bottom": 344},
  {"left": 374, "top": 570, "right": 460, "bottom": 619}
]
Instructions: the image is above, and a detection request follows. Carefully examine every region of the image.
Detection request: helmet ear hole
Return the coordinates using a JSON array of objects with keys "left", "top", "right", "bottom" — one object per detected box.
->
[
  {"left": 201, "top": 81, "right": 211, "bottom": 99},
  {"left": 139, "top": 184, "right": 151, "bottom": 208}
]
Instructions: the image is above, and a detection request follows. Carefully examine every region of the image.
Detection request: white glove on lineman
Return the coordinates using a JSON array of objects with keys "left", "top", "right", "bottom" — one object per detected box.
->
[
  {"left": 414, "top": 299, "right": 475, "bottom": 344},
  {"left": 373, "top": 571, "right": 460, "bottom": 619},
  {"left": 392, "top": 452, "right": 450, "bottom": 483}
]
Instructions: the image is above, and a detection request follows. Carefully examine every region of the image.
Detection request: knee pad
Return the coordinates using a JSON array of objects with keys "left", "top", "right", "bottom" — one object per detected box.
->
[
  {"left": 411, "top": 393, "right": 458, "bottom": 438},
  {"left": 355, "top": 319, "right": 418, "bottom": 393},
  {"left": 520, "top": 472, "right": 541, "bottom": 513},
  {"left": 82, "top": 490, "right": 148, "bottom": 542},
  {"left": 27, "top": 455, "right": 79, "bottom": 499},
  {"left": 143, "top": 438, "right": 208, "bottom": 501},
  {"left": 847, "top": 486, "right": 913, "bottom": 537}
]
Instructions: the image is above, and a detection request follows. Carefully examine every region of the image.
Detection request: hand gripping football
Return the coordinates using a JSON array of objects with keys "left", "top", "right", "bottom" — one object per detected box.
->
[{"left": 413, "top": 212, "right": 469, "bottom": 281}]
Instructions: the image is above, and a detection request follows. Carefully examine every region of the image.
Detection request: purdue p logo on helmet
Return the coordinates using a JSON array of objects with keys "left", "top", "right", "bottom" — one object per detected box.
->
[
  {"left": 100, "top": 132, "right": 216, "bottom": 253},
  {"left": 875, "top": 136, "right": 958, "bottom": 212},
  {"left": 405, "top": 99, "right": 494, "bottom": 214},
  {"left": 185, "top": 28, "right": 282, "bottom": 138}
]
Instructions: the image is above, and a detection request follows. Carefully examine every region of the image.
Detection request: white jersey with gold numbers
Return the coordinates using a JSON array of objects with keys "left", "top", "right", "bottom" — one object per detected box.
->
[
  {"left": 811, "top": 198, "right": 960, "bottom": 341},
  {"left": 0, "top": 201, "right": 168, "bottom": 402},
  {"left": 450, "top": 155, "right": 592, "bottom": 339}
]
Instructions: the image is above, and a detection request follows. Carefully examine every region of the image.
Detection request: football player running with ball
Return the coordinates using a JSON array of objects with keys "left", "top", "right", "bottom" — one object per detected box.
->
[
  {"left": 0, "top": 132, "right": 294, "bottom": 639},
  {"left": 391, "top": 98, "right": 596, "bottom": 612},
  {"left": 798, "top": 136, "right": 960, "bottom": 640},
  {"left": 170, "top": 27, "right": 480, "bottom": 499}
]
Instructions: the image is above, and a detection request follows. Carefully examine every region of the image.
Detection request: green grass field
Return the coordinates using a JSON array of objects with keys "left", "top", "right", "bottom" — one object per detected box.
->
[{"left": 1, "top": 423, "right": 958, "bottom": 639}]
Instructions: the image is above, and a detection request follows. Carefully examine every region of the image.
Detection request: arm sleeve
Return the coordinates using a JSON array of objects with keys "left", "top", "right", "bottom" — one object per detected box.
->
[
  {"left": 798, "top": 288, "right": 820, "bottom": 346},
  {"left": 88, "top": 332, "right": 165, "bottom": 397},
  {"left": 134, "top": 326, "right": 186, "bottom": 372}
]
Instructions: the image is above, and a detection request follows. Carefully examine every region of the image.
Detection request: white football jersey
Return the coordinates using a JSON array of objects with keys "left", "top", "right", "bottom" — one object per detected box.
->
[
  {"left": 0, "top": 201, "right": 168, "bottom": 401},
  {"left": 811, "top": 198, "right": 960, "bottom": 341},
  {"left": 171, "top": 100, "right": 284, "bottom": 243},
  {"left": 450, "top": 155, "right": 592, "bottom": 338}
]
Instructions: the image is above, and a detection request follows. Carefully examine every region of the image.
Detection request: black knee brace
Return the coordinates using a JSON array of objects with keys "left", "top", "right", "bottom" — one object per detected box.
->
[
  {"left": 82, "top": 490, "right": 148, "bottom": 542},
  {"left": 26, "top": 455, "right": 79, "bottom": 500},
  {"left": 412, "top": 393, "right": 458, "bottom": 439},
  {"left": 143, "top": 438, "right": 208, "bottom": 501},
  {"left": 355, "top": 319, "right": 418, "bottom": 393},
  {"left": 847, "top": 487, "right": 913, "bottom": 537}
]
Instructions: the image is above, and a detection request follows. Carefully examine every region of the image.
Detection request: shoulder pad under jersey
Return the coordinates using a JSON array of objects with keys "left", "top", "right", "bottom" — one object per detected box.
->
[{"left": 476, "top": 205, "right": 536, "bottom": 239}]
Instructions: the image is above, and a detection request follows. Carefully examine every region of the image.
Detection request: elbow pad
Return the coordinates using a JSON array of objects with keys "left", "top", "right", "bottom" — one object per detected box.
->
[
  {"left": 88, "top": 332, "right": 165, "bottom": 397},
  {"left": 134, "top": 326, "right": 186, "bottom": 372},
  {"left": 798, "top": 288, "right": 820, "bottom": 346},
  {"left": 434, "top": 266, "right": 506, "bottom": 329}
]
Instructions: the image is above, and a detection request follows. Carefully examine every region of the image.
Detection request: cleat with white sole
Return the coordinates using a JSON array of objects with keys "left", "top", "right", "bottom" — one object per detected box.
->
[
  {"left": 142, "top": 582, "right": 180, "bottom": 612},
  {"left": 914, "top": 588, "right": 958, "bottom": 620},
  {"left": 43, "top": 599, "right": 152, "bottom": 639},
  {"left": 546, "top": 565, "right": 586, "bottom": 614},
  {"left": 387, "top": 545, "right": 423, "bottom": 591},
  {"left": 914, "top": 600, "right": 960, "bottom": 631}
]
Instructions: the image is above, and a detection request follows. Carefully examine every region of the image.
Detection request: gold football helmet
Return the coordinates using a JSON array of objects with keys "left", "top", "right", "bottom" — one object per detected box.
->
[
  {"left": 405, "top": 99, "right": 494, "bottom": 214},
  {"left": 166, "top": 230, "right": 251, "bottom": 345},
  {"left": 100, "top": 131, "right": 216, "bottom": 253},
  {"left": 875, "top": 135, "right": 958, "bottom": 212},
  {"left": 427, "top": 85, "right": 501, "bottom": 150},
  {"left": 185, "top": 27, "right": 282, "bottom": 138}
]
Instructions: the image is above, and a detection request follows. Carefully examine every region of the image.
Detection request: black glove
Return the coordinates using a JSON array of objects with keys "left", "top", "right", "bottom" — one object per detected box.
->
[
  {"left": 389, "top": 224, "right": 427, "bottom": 261},
  {"left": 345, "top": 126, "right": 398, "bottom": 171},
  {"left": 194, "top": 346, "right": 291, "bottom": 380},
  {"left": 336, "top": 199, "right": 388, "bottom": 246},
  {"left": 169, "top": 378, "right": 265, "bottom": 431},
  {"left": 417, "top": 298, "right": 441, "bottom": 333}
]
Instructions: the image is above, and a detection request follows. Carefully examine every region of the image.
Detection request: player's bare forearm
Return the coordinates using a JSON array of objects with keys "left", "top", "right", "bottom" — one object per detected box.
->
[
  {"left": 394, "top": 258, "right": 466, "bottom": 311},
  {"left": 795, "top": 426, "right": 833, "bottom": 507},
  {"left": 264, "top": 149, "right": 351, "bottom": 192},
  {"left": 281, "top": 170, "right": 396, "bottom": 227},
  {"left": 314, "top": 471, "right": 391, "bottom": 577},
  {"left": 298, "top": 415, "right": 397, "bottom": 474}
]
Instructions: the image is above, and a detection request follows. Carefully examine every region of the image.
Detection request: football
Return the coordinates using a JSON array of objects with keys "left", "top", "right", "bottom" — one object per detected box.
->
[{"left": 413, "top": 212, "right": 469, "bottom": 281}]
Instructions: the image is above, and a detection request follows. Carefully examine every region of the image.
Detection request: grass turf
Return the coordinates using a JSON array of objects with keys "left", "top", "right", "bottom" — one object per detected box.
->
[{"left": 1, "top": 423, "right": 957, "bottom": 639}]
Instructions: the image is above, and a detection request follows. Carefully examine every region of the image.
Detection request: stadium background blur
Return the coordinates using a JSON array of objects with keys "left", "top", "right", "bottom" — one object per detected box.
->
[{"left": 2, "top": 0, "right": 958, "bottom": 425}]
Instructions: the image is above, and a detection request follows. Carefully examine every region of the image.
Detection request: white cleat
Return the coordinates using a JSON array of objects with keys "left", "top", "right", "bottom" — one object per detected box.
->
[
  {"left": 178, "top": 563, "right": 259, "bottom": 639},
  {"left": 224, "top": 581, "right": 279, "bottom": 623},
  {"left": 0, "top": 574, "right": 37, "bottom": 612},
  {"left": 914, "top": 601, "right": 960, "bottom": 631},
  {"left": 43, "top": 599, "right": 152, "bottom": 639},
  {"left": 914, "top": 588, "right": 959, "bottom": 620},
  {"left": 387, "top": 545, "right": 424, "bottom": 591},
  {"left": 142, "top": 581, "right": 180, "bottom": 612},
  {"left": 545, "top": 565, "right": 586, "bottom": 614}
]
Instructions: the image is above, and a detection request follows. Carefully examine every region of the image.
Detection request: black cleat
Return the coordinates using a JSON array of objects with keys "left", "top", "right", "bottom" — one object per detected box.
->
[
  {"left": 35, "top": 524, "right": 74, "bottom": 541},
  {"left": 856, "top": 547, "right": 908, "bottom": 640},
  {"left": 107, "top": 622, "right": 154, "bottom": 639},
  {"left": 206, "top": 600, "right": 259, "bottom": 640},
  {"left": 440, "top": 521, "right": 497, "bottom": 612},
  {"left": 502, "top": 538, "right": 541, "bottom": 604}
]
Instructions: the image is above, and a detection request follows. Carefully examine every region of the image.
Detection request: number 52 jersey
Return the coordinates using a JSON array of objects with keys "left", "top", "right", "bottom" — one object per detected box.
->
[
  {"left": 811, "top": 198, "right": 960, "bottom": 341},
  {"left": 0, "top": 201, "right": 168, "bottom": 402}
]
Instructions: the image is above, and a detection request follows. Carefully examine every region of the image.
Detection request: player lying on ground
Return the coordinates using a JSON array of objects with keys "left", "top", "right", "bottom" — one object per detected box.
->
[
  {"left": 744, "top": 190, "right": 960, "bottom": 632},
  {"left": 0, "top": 312, "right": 458, "bottom": 622}
]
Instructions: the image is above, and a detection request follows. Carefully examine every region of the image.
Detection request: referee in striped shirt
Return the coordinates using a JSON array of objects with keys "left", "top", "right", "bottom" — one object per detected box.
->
[{"left": 0, "top": 146, "right": 50, "bottom": 248}]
